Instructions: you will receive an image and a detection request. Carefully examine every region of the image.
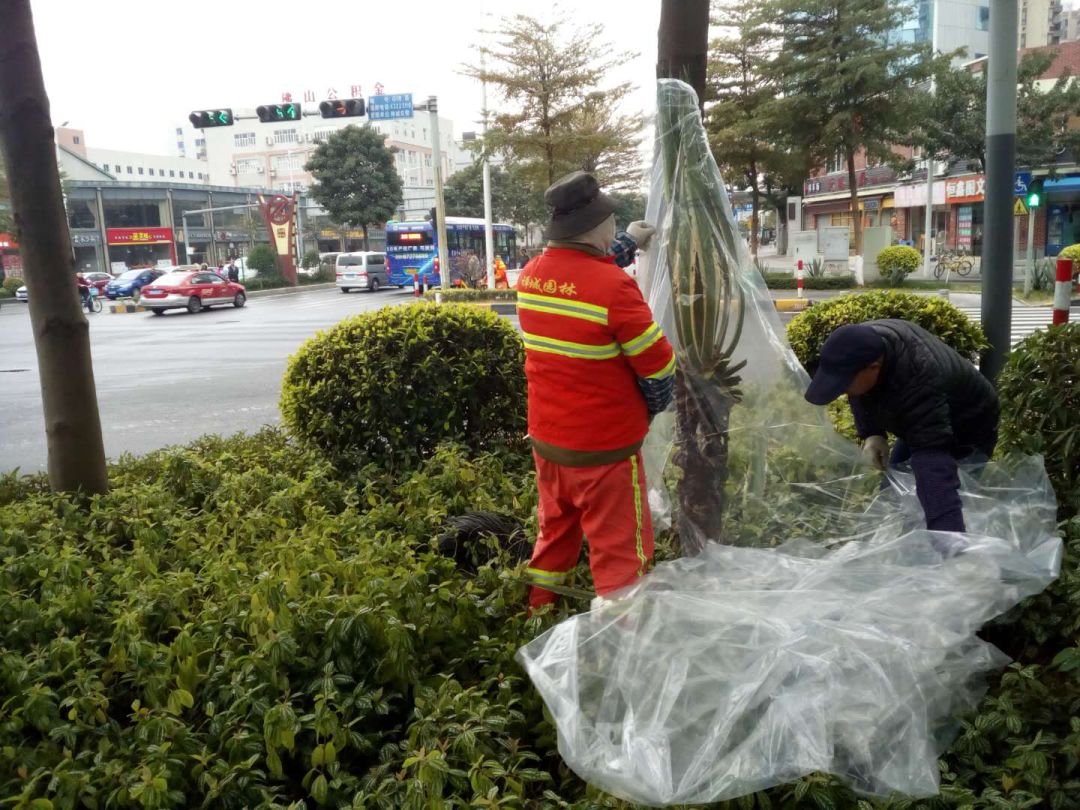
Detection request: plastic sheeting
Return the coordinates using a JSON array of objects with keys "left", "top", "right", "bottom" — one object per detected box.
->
[{"left": 516, "top": 79, "right": 1063, "bottom": 805}]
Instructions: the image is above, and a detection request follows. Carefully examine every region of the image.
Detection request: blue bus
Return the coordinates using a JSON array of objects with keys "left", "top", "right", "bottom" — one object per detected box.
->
[{"left": 386, "top": 217, "right": 517, "bottom": 287}]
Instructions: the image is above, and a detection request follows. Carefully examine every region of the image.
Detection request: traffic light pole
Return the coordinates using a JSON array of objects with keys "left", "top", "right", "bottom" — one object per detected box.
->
[
  {"left": 427, "top": 96, "right": 450, "bottom": 290},
  {"left": 981, "top": 0, "right": 1018, "bottom": 382},
  {"left": 1025, "top": 205, "right": 1036, "bottom": 295}
]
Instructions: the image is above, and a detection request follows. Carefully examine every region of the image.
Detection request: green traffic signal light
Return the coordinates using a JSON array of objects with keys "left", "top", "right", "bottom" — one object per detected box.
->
[
  {"left": 256, "top": 103, "right": 302, "bottom": 123},
  {"left": 188, "top": 108, "right": 234, "bottom": 129},
  {"left": 1027, "top": 191, "right": 1041, "bottom": 208}
]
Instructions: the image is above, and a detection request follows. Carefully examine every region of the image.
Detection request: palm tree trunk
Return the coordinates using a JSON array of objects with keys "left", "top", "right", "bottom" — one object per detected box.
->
[{"left": 0, "top": 0, "right": 107, "bottom": 493}]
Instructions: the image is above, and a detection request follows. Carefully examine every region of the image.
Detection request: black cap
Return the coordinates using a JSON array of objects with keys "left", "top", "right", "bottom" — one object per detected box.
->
[
  {"left": 804, "top": 323, "right": 885, "bottom": 405},
  {"left": 544, "top": 171, "right": 617, "bottom": 240}
]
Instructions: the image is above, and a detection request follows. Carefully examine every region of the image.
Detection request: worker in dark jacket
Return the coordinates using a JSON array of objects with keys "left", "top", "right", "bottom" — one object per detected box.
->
[{"left": 804, "top": 319, "right": 999, "bottom": 532}]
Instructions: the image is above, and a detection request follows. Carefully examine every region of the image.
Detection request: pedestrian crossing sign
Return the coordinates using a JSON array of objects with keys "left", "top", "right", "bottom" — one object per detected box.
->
[{"left": 1014, "top": 197, "right": 1028, "bottom": 216}]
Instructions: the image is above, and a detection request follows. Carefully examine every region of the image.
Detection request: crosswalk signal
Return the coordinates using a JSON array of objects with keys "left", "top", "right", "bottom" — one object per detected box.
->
[
  {"left": 1027, "top": 190, "right": 1041, "bottom": 209},
  {"left": 188, "top": 109, "right": 234, "bottom": 128},
  {"left": 319, "top": 98, "right": 365, "bottom": 118},
  {"left": 256, "top": 103, "right": 302, "bottom": 123}
]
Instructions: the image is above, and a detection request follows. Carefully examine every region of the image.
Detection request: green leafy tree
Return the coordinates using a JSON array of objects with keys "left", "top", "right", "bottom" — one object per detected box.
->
[
  {"left": 443, "top": 161, "right": 511, "bottom": 219},
  {"left": 0, "top": 161, "right": 13, "bottom": 233},
  {"left": 707, "top": 3, "right": 812, "bottom": 257},
  {"left": 765, "top": 0, "right": 944, "bottom": 255},
  {"left": 304, "top": 125, "right": 402, "bottom": 250},
  {"left": 610, "top": 191, "right": 647, "bottom": 230},
  {"left": 464, "top": 13, "right": 643, "bottom": 197},
  {"left": 917, "top": 49, "right": 1080, "bottom": 173}
]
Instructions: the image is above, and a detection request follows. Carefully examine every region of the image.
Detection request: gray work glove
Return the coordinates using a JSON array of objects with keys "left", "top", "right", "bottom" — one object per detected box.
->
[
  {"left": 626, "top": 221, "right": 656, "bottom": 252},
  {"left": 862, "top": 435, "right": 889, "bottom": 471}
]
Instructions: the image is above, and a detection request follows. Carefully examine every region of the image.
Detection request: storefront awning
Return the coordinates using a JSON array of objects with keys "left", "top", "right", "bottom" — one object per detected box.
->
[{"left": 1043, "top": 177, "right": 1080, "bottom": 194}]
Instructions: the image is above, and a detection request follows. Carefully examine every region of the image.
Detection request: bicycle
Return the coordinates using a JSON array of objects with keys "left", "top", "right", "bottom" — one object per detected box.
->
[
  {"left": 84, "top": 287, "right": 103, "bottom": 314},
  {"left": 933, "top": 248, "right": 974, "bottom": 279}
]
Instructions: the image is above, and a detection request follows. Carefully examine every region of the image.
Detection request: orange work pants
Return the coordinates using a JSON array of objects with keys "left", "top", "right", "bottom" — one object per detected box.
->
[{"left": 527, "top": 451, "right": 654, "bottom": 609}]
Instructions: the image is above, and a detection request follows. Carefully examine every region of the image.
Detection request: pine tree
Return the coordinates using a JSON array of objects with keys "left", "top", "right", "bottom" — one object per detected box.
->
[
  {"left": 463, "top": 13, "right": 643, "bottom": 198},
  {"left": 304, "top": 125, "right": 402, "bottom": 250},
  {"left": 766, "top": 0, "right": 940, "bottom": 254}
]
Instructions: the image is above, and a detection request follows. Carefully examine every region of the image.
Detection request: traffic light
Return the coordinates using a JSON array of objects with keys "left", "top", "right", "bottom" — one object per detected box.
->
[
  {"left": 256, "top": 103, "right": 302, "bottom": 123},
  {"left": 188, "top": 109, "right": 234, "bottom": 128},
  {"left": 1027, "top": 180, "right": 1042, "bottom": 209},
  {"left": 319, "top": 98, "right": 365, "bottom": 118}
]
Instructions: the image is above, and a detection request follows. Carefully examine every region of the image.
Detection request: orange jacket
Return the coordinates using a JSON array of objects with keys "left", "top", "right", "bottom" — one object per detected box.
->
[{"left": 517, "top": 248, "right": 675, "bottom": 453}]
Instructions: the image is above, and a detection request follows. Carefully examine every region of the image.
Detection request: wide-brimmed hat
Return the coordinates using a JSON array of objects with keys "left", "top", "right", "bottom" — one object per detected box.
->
[
  {"left": 804, "top": 323, "right": 886, "bottom": 405},
  {"left": 544, "top": 171, "right": 617, "bottom": 240}
]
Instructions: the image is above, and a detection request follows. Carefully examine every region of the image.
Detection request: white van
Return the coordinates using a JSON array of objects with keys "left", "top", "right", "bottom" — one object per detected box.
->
[{"left": 335, "top": 252, "right": 388, "bottom": 293}]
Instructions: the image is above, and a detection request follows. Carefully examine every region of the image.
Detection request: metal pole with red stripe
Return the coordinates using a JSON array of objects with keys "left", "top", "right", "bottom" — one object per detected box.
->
[
  {"left": 1053, "top": 258, "right": 1072, "bottom": 325},
  {"left": 796, "top": 259, "right": 804, "bottom": 299}
]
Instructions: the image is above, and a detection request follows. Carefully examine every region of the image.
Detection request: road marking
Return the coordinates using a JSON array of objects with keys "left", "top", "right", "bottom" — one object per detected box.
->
[{"left": 955, "top": 306, "right": 1080, "bottom": 346}]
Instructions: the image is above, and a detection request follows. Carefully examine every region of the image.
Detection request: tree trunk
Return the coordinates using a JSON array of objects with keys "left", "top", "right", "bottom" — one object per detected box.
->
[
  {"left": 846, "top": 149, "right": 862, "bottom": 256},
  {"left": 658, "top": 0, "right": 725, "bottom": 555},
  {"left": 775, "top": 196, "right": 789, "bottom": 255},
  {"left": 657, "top": 0, "right": 710, "bottom": 113},
  {"left": 362, "top": 226, "right": 369, "bottom": 252},
  {"left": 0, "top": 0, "right": 108, "bottom": 493},
  {"left": 750, "top": 163, "right": 760, "bottom": 258}
]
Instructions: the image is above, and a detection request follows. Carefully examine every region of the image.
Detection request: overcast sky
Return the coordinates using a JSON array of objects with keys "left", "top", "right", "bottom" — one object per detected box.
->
[{"left": 31, "top": 0, "right": 662, "bottom": 157}]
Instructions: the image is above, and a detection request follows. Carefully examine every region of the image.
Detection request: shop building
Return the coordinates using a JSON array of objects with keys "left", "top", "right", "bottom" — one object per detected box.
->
[{"left": 800, "top": 159, "right": 899, "bottom": 249}]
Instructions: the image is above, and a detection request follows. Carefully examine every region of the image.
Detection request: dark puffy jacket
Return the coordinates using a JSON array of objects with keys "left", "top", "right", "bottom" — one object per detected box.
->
[
  {"left": 850, "top": 319, "right": 998, "bottom": 454},
  {"left": 850, "top": 320, "right": 999, "bottom": 533}
]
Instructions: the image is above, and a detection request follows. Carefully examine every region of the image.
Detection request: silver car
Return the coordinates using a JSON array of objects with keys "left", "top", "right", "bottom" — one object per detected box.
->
[{"left": 15, "top": 285, "right": 28, "bottom": 302}]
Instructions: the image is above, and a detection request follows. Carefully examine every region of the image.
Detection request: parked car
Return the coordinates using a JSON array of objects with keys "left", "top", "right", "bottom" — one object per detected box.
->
[
  {"left": 78, "top": 271, "right": 112, "bottom": 294},
  {"left": 105, "top": 268, "right": 164, "bottom": 300},
  {"left": 335, "top": 251, "right": 388, "bottom": 292},
  {"left": 140, "top": 270, "right": 247, "bottom": 315},
  {"left": 15, "top": 285, "right": 28, "bottom": 302}
]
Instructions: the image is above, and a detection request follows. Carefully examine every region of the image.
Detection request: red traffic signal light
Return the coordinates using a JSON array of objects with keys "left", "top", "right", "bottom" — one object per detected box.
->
[
  {"left": 256, "top": 103, "right": 302, "bottom": 123},
  {"left": 319, "top": 98, "right": 365, "bottom": 118},
  {"left": 189, "top": 109, "right": 234, "bottom": 128}
]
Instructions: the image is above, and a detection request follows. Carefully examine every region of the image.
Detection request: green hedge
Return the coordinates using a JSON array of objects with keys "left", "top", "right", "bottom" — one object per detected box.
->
[
  {"left": 787, "top": 290, "right": 988, "bottom": 372},
  {"left": 2, "top": 276, "right": 23, "bottom": 295},
  {"left": 281, "top": 304, "right": 527, "bottom": 470},
  {"left": 423, "top": 288, "right": 519, "bottom": 302},
  {"left": 762, "top": 272, "right": 855, "bottom": 290}
]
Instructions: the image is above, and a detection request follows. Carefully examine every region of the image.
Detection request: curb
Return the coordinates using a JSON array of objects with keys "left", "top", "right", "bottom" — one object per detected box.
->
[
  {"left": 109, "top": 302, "right": 145, "bottom": 314},
  {"left": 246, "top": 283, "right": 335, "bottom": 299},
  {"left": 773, "top": 298, "right": 811, "bottom": 312}
]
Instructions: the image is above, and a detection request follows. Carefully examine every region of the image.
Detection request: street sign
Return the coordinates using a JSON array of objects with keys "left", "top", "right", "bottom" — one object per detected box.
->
[
  {"left": 367, "top": 93, "right": 414, "bottom": 121},
  {"left": 1014, "top": 197, "right": 1028, "bottom": 216},
  {"left": 1014, "top": 171, "right": 1033, "bottom": 196}
]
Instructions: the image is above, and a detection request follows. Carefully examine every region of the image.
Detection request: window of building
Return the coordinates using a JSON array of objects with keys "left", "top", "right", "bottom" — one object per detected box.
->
[
  {"left": 234, "top": 131, "right": 256, "bottom": 148},
  {"left": 827, "top": 151, "right": 845, "bottom": 174},
  {"left": 197, "top": 172, "right": 204, "bottom": 179},
  {"left": 175, "top": 127, "right": 183, "bottom": 136},
  {"left": 73, "top": 136, "right": 80, "bottom": 145},
  {"left": 170, "top": 169, "right": 175, "bottom": 177},
  {"left": 274, "top": 153, "right": 303, "bottom": 172},
  {"left": 103, "top": 201, "right": 162, "bottom": 228},
  {"left": 148, "top": 168, "right": 155, "bottom": 176},
  {"left": 126, "top": 166, "right": 133, "bottom": 174},
  {"left": 195, "top": 137, "right": 205, "bottom": 147},
  {"left": 273, "top": 129, "right": 299, "bottom": 144},
  {"left": 114, "top": 165, "right": 121, "bottom": 173},
  {"left": 977, "top": 6, "right": 990, "bottom": 30},
  {"left": 138, "top": 167, "right": 144, "bottom": 175},
  {"left": 68, "top": 200, "right": 97, "bottom": 230},
  {"left": 189, "top": 171, "right": 194, "bottom": 178},
  {"left": 236, "top": 158, "right": 262, "bottom": 174}
]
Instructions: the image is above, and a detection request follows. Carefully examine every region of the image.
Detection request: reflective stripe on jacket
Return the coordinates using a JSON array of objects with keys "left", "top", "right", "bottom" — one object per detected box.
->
[{"left": 517, "top": 247, "right": 675, "bottom": 453}]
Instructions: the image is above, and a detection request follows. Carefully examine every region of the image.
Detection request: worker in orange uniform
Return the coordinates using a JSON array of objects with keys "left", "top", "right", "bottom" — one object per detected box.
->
[
  {"left": 519, "top": 171, "right": 676, "bottom": 611},
  {"left": 493, "top": 256, "right": 509, "bottom": 289}
]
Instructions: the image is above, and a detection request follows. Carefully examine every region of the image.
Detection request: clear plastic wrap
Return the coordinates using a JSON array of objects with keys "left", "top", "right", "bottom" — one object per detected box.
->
[{"left": 516, "top": 80, "right": 1063, "bottom": 805}]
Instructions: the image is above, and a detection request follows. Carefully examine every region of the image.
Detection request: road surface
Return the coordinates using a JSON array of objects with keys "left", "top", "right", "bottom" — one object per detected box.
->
[{"left": 0, "top": 286, "right": 415, "bottom": 474}]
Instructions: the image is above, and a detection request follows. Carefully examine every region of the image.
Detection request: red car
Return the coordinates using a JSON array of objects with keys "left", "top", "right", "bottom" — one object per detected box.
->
[
  {"left": 140, "top": 270, "right": 247, "bottom": 316},
  {"left": 78, "top": 271, "right": 112, "bottom": 294}
]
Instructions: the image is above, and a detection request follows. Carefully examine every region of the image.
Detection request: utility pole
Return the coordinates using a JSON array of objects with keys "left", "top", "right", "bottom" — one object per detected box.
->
[
  {"left": 657, "top": 0, "right": 710, "bottom": 114},
  {"left": 481, "top": 55, "right": 495, "bottom": 289},
  {"left": 981, "top": 0, "right": 1018, "bottom": 381},
  {"left": 922, "top": 4, "right": 938, "bottom": 279},
  {"left": 0, "top": 0, "right": 108, "bottom": 493},
  {"left": 428, "top": 96, "right": 450, "bottom": 288}
]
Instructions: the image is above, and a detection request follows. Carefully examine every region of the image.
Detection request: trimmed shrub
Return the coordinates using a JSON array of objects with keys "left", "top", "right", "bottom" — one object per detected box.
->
[
  {"left": 423, "top": 288, "right": 519, "bottom": 302},
  {"left": 876, "top": 244, "right": 922, "bottom": 287},
  {"left": 301, "top": 248, "right": 321, "bottom": 269},
  {"left": 281, "top": 303, "right": 527, "bottom": 470},
  {"left": 787, "top": 290, "right": 988, "bottom": 372},
  {"left": 998, "top": 324, "right": 1080, "bottom": 518},
  {"left": 245, "top": 245, "right": 279, "bottom": 275},
  {"left": 2, "top": 276, "right": 24, "bottom": 295},
  {"left": 762, "top": 272, "right": 855, "bottom": 290},
  {"left": 1057, "top": 243, "right": 1080, "bottom": 268},
  {"left": 0, "top": 288, "right": 10, "bottom": 299}
]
